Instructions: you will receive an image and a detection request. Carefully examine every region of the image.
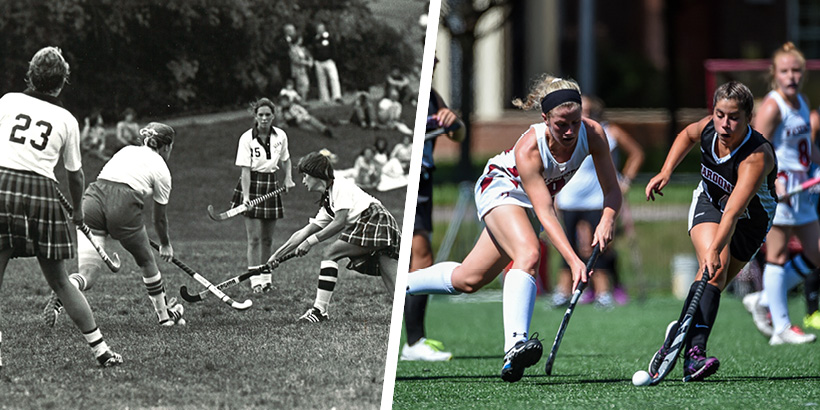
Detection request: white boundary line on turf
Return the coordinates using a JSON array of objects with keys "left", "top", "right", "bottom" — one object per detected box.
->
[{"left": 380, "top": 1, "right": 442, "bottom": 409}]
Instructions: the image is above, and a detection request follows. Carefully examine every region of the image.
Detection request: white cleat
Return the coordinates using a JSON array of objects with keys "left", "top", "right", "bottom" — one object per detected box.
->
[
  {"left": 400, "top": 338, "right": 453, "bottom": 361},
  {"left": 743, "top": 291, "right": 773, "bottom": 337},
  {"left": 769, "top": 326, "right": 817, "bottom": 346}
]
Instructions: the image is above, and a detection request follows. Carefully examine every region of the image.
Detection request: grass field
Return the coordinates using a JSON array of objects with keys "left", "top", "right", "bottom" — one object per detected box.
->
[
  {"left": 393, "top": 295, "right": 820, "bottom": 409},
  {"left": 0, "top": 106, "right": 408, "bottom": 409}
]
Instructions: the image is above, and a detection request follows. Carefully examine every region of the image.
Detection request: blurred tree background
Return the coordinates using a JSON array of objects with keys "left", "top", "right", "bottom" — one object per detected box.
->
[{"left": 0, "top": 0, "right": 420, "bottom": 119}]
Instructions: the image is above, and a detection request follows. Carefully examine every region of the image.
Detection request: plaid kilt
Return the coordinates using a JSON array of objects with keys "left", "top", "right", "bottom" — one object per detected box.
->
[
  {"left": 230, "top": 171, "right": 284, "bottom": 219},
  {"left": 340, "top": 202, "right": 401, "bottom": 253},
  {"left": 0, "top": 167, "right": 74, "bottom": 259}
]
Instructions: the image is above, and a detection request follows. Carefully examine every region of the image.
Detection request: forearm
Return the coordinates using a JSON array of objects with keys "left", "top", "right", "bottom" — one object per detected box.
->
[
  {"left": 153, "top": 204, "right": 171, "bottom": 246},
  {"left": 281, "top": 158, "right": 293, "bottom": 183},
  {"left": 66, "top": 169, "right": 85, "bottom": 214},
  {"left": 276, "top": 225, "right": 319, "bottom": 257},
  {"left": 537, "top": 207, "right": 577, "bottom": 265},
  {"left": 240, "top": 167, "right": 252, "bottom": 202}
]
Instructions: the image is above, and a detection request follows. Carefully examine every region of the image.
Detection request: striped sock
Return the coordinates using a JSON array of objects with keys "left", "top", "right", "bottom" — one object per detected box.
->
[
  {"left": 315, "top": 260, "right": 338, "bottom": 314},
  {"left": 144, "top": 273, "right": 169, "bottom": 322},
  {"left": 83, "top": 327, "right": 110, "bottom": 358},
  {"left": 69, "top": 273, "right": 87, "bottom": 291}
]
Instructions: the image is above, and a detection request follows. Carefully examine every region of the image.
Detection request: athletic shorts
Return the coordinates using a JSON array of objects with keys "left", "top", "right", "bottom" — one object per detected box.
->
[
  {"left": 0, "top": 167, "right": 74, "bottom": 259},
  {"left": 773, "top": 170, "right": 819, "bottom": 226},
  {"left": 341, "top": 202, "right": 401, "bottom": 254},
  {"left": 230, "top": 171, "right": 284, "bottom": 220},
  {"left": 414, "top": 167, "right": 433, "bottom": 233},
  {"left": 559, "top": 209, "right": 615, "bottom": 270},
  {"left": 474, "top": 168, "right": 532, "bottom": 220},
  {"left": 83, "top": 180, "right": 146, "bottom": 241},
  {"left": 688, "top": 191, "right": 772, "bottom": 262}
]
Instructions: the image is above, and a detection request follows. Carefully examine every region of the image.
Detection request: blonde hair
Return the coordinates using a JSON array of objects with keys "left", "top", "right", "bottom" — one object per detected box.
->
[
  {"left": 512, "top": 74, "right": 581, "bottom": 115},
  {"left": 768, "top": 41, "right": 806, "bottom": 91}
]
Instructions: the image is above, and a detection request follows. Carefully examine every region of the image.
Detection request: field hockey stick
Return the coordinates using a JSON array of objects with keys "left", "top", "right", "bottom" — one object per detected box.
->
[
  {"left": 54, "top": 189, "right": 122, "bottom": 272},
  {"left": 544, "top": 245, "right": 602, "bottom": 376},
  {"left": 777, "top": 175, "right": 820, "bottom": 202},
  {"left": 179, "top": 252, "right": 298, "bottom": 303},
  {"left": 207, "top": 185, "right": 287, "bottom": 221},
  {"left": 648, "top": 267, "right": 711, "bottom": 385},
  {"left": 148, "top": 240, "right": 252, "bottom": 310}
]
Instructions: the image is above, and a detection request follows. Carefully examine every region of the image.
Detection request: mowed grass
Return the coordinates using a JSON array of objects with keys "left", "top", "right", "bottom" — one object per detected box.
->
[
  {"left": 393, "top": 295, "right": 820, "bottom": 409},
  {"left": 0, "top": 107, "right": 408, "bottom": 409}
]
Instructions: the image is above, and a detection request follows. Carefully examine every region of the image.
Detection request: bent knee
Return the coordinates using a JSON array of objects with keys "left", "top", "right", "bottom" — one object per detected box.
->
[{"left": 511, "top": 247, "right": 541, "bottom": 271}]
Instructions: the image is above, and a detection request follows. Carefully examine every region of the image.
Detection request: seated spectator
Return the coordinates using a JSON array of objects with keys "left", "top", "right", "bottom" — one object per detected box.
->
[
  {"left": 350, "top": 90, "right": 377, "bottom": 129},
  {"left": 377, "top": 89, "right": 414, "bottom": 136},
  {"left": 278, "top": 94, "right": 334, "bottom": 138},
  {"left": 374, "top": 136, "right": 390, "bottom": 167},
  {"left": 390, "top": 134, "right": 413, "bottom": 173},
  {"left": 115, "top": 107, "right": 141, "bottom": 149},
  {"left": 81, "top": 110, "right": 110, "bottom": 160},
  {"left": 279, "top": 78, "right": 302, "bottom": 104},
  {"left": 353, "top": 147, "right": 381, "bottom": 189},
  {"left": 385, "top": 66, "right": 414, "bottom": 105}
]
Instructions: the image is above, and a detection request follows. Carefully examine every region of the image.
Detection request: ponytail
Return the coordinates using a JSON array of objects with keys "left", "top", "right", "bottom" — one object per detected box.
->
[{"left": 140, "top": 122, "right": 175, "bottom": 150}]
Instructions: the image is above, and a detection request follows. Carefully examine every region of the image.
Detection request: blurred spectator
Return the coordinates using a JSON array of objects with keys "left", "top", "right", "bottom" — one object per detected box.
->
[
  {"left": 310, "top": 22, "right": 342, "bottom": 104},
  {"left": 279, "top": 78, "right": 302, "bottom": 104},
  {"left": 385, "top": 66, "right": 414, "bottom": 105},
  {"left": 289, "top": 35, "right": 313, "bottom": 101},
  {"left": 353, "top": 146, "right": 380, "bottom": 189},
  {"left": 81, "top": 110, "right": 110, "bottom": 160},
  {"left": 377, "top": 88, "right": 414, "bottom": 136},
  {"left": 350, "top": 90, "right": 377, "bottom": 129},
  {"left": 277, "top": 94, "right": 334, "bottom": 138},
  {"left": 390, "top": 134, "right": 413, "bottom": 173},
  {"left": 116, "top": 107, "right": 141, "bottom": 148},
  {"left": 374, "top": 136, "right": 390, "bottom": 167}
]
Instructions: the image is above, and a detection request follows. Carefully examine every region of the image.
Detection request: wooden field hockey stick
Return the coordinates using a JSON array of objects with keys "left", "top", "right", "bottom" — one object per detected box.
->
[
  {"left": 207, "top": 185, "right": 287, "bottom": 221},
  {"left": 179, "top": 252, "right": 298, "bottom": 303},
  {"left": 148, "top": 240, "right": 252, "bottom": 310},
  {"left": 777, "top": 175, "right": 820, "bottom": 202},
  {"left": 544, "top": 245, "right": 602, "bottom": 375},
  {"left": 54, "top": 189, "right": 122, "bottom": 272}
]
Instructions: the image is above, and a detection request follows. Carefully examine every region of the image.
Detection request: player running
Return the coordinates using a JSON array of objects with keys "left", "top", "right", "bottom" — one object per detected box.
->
[
  {"left": 268, "top": 151, "right": 400, "bottom": 323},
  {"left": 646, "top": 81, "right": 777, "bottom": 381},
  {"left": 406, "top": 75, "right": 622, "bottom": 382},
  {"left": 0, "top": 46, "right": 121, "bottom": 367},
  {"left": 43, "top": 122, "right": 185, "bottom": 327}
]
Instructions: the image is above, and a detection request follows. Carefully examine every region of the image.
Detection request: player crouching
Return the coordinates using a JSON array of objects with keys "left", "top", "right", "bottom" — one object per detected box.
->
[{"left": 268, "top": 151, "right": 399, "bottom": 322}]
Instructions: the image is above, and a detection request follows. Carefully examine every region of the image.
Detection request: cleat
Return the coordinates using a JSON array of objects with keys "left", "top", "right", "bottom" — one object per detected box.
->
[
  {"left": 500, "top": 333, "right": 543, "bottom": 383},
  {"left": 161, "top": 298, "right": 186, "bottom": 326},
  {"left": 613, "top": 286, "right": 630, "bottom": 305},
  {"left": 682, "top": 345, "right": 720, "bottom": 381},
  {"left": 742, "top": 291, "right": 773, "bottom": 337},
  {"left": 400, "top": 338, "right": 452, "bottom": 361},
  {"left": 298, "top": 307, "right": 329, "bottom": 323},
  {"left": 549, "top": 292, "right": 569, "bottom": 308},
  {"left": 769, "top": 325, "right": 817, "bottom": 345},
  {"left": 96, "top": 350, "right": 123, "bottom": 367},
  {"left": 594, "top": 292, "right": 614, "bottom": 310},
  {"left": 252, "top": 285, "right": 265, "bottom": 294},
  {"left": 42, "top": 292, "right": 63, "bottom": 328},
  {"left": 804, "top": 311, "right": 820, "bottom": 330}
]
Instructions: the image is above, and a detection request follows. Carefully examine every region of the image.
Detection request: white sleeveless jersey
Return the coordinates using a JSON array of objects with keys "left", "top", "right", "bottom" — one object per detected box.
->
[
  {"left": 768, "top": 91, "right": 812, "bottom": 172},
  {"left": 555, "top": 123, "right": 617, "bottom": 211},
  {"left": 474, "top": 122, "right": 590, "bottom": 219}
]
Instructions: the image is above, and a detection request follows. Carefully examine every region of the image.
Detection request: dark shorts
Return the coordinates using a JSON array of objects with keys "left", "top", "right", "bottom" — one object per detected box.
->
[
  {"left": 0, "top": 167, "right": 74, "bottom": 259},
  {"left": 414, "top": 167, "right": 433, "bottom": 233},
  {"left": 559, "top": 209, "right": 615, "bottom": 270},
  {"left": 341, "top": 203, "right": 401, "bottom": 254},
  {"left": 83, "top": 180, "right": 146, "bottom": 241},
  {"left": 689, "top": 192, "right": 770, "bottom": 262},
  {"left": 230, "top": 171, "right": 284, "bottom": 220}
]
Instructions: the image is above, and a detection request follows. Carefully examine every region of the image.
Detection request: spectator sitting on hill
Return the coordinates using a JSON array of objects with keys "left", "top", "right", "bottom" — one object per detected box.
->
[
  {"left": 81, "top": 111, "right": 110, "bottom": 160},
  {"left": 279, "top": 78, "right": 302, "bottom": 104},
  {"left": 377, "top": 88, "right": 413, "bottom": 136},
  {"left": 374, "top": 136, "right": 390, "bottom": 167},
  {"left": 385, "top": 66, "right": 414, "bottom": 106},
  {"left": 350, "top": 90, "right": 377, "bottom": 129},
  {"left": 353, "top": 146, "right": 381, "bottom": 189},
  {"left": 277, "top": 94, "right": 334, "bottom": 138},
  {"left": 116, "top": 107, "right": 141, "bottom": 149},
  {"left": 390, "top": 134, "right": 413, "bottom": 173}
]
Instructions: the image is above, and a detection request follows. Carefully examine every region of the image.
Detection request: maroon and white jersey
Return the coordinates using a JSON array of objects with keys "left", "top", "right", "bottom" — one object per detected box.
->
[{"left": 474, "top": 122, "right": 590, "bottom": 219}]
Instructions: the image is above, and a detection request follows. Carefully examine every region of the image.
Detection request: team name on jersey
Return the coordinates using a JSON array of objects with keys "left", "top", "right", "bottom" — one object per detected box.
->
[
  {"left": 784, "top": 124, "right": 810, "bottom": 138},
  {"left": 701, "top": 164, "right": 733, "bottom": 194},
  {"left": 545, "top": 170, "right": 577, "bottom": 197}
]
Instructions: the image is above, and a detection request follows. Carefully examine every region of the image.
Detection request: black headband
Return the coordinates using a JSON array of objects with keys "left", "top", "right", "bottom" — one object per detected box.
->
[{"left": 540, "top": 89, "right": 582, "bottom": 115}]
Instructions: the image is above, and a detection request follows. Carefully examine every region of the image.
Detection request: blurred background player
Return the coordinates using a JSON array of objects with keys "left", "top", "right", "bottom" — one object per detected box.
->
[
  {"left": 231, "top": 98, "right": 295, "bottom": 293},
  {"left": 743, "top": 42, "right": 819, "bottom": 345},
  {"left": 310, "top": 22, "right": 343, "bottom": 105},
  {"left": 44, "top": 122, "right": 185, "bottom": 327},
  {"left": 115, "top": 107, "right": 141, "bottom": 149},
  {"left": 552, "top": 95, "right": 644, "bottom": 308},
  {"left": 80, "top": 110, "right": 110, "bottom": 160},
  {"left": 0, "top": 46, "right": 121, "bottom": 367}
]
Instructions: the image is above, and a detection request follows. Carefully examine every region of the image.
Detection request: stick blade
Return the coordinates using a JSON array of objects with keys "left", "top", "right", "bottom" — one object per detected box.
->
[
  {"left": 108, "top": 252, "right": 122, "bottom": 272},
  {"left": 231, "top": 299, "right": 253, "bottom": 310},
  {"left": 179, "top": 286, "right": 204, "bottom": 303},
  {"left": 207, "top": 205, "right": 226, "bottom": 221}
]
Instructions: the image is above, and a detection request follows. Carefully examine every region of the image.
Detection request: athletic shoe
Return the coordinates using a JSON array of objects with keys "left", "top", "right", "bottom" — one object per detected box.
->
[
  {"left": 96, "top": 350, "right": 123, "bottom": 368},
  {"left": 613, "top": 286, "right": 630, "bottom": 305},
  {"left": 161, "top": 298, "right": 186, "bottom": 326},
  {"left": 804, "top": 311, "right": 820, "bottom": 330},
  {"left": 742, "top": 291, "right": 773, "bottom": 337},
  {"left": 252, "top": 283, "right": 273, "bottom": 294},
  {"left": 682, "top": 345, "right": 720, "bottom": 381},
  {"left": 42, "top": 292, "right": 62, "bottom": 328},
  {"left": 579, "top": 289, "right": 595, "bottom": 305},
  {"left": 769, "top": 325, "right": 817, "bottom": 345},
  {"left": 549, "top": 292, "right": 569, "bottom": 308},
  {"left": 594, "top": 292, "right": 614, "bottom": 310},
  {"left": 298, "top": 307, "right": 329, "bottom": 323},
  {"left": 500, "top": 333, "right": 543, "bottom": 383},
  {"left": 648, "top": 320, "right": 678, "bottom": 375},
  {"left": 400, "top": 338, "right": 453, "bottom": 361}
]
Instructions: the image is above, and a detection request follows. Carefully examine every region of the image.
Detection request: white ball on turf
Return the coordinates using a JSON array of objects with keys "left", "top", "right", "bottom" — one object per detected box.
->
[{"left": 632, "top": 370, "right": 651, "bottom": 386}]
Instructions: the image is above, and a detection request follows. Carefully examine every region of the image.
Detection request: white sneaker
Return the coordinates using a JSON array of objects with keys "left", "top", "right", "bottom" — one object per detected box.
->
[
  {"left": 742, "top": 291, "right": 773, "bottom": 337},
  {"left": 769, "top": 326, "right": 817, "bottom": 345},
  {"left": 400, "top": 338, "right": 452, "bottom": 361},
  {"left": 161, "top": 298, "right": 186, "bottom": 326}
]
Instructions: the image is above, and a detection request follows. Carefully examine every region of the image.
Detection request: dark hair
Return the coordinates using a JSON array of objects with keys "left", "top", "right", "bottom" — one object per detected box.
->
[
  {"left": 122, "top": 107, "right": 136, "bottom": 119},
  {"left": 374, "top": 137, "right": 388, "bottom": 152},
  {"left": 298, "top": 151, "right": 334, "bottom": 181},
  {"left": 713, "top": 81, "right": 754, "bottom": 119},
  {"left": 253, "top": 97, "right": 276, "bottom": 114},
  {"left": 141, "top": 122, "right": 175, "bottom": 149},
  {"left": 26, "top": 47, "right": 70, "bottom": 94}
]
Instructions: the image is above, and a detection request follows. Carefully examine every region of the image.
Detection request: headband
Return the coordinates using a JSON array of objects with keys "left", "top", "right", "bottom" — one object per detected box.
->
[{"left": 540, "top": 89, "right": 582, "bottom": 115}]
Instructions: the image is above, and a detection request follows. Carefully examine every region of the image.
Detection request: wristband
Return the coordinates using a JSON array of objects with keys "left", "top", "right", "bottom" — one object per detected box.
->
[{"left": 306, "top": 234, "right": 319, "bottom": 246}]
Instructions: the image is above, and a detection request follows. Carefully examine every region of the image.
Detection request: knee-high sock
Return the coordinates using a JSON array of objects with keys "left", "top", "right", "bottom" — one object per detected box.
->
[
  {"left": 406, "top": 262, "right": 461, "bottom": 295},
  {"left": 785, "top": 254, "right": 820, "bottom": 315},
  {"left": 315, "top": 260, "right": 338, "bottom": 314},
  {"left": 144, "top": 273, "right": 169, "bottom": 322},
  {"left": 82, "top": 327, "right": 110, "bottom": 358},
  {"left": 805, "top": 270, "right": 819, "bottom": 315},
  {"left": 687, "top": 283, "right": 721, "bottom": 350},
  {"left": 404, "top": 294, "right": 429, "bottom": 346},
  {"left": 764, "top": 263, "right": 802, "bottom": 334},
  {"left": 69, "top": 273, "right": 87, "bottom": 291},
  {"left": 503, "top": 269, "right": 537, "bottom": 352}
]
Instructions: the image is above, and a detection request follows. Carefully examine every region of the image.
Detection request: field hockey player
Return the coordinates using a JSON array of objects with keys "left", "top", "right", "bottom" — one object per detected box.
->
[
  {"left": 268, "top": 151, "right": 400, "bottom": 323},
  {"left": 43, "top": 122, "right": 185, "bottom": 328},
  {"left": 0, "top": 46, "right": 121, "bottom": 367}
]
